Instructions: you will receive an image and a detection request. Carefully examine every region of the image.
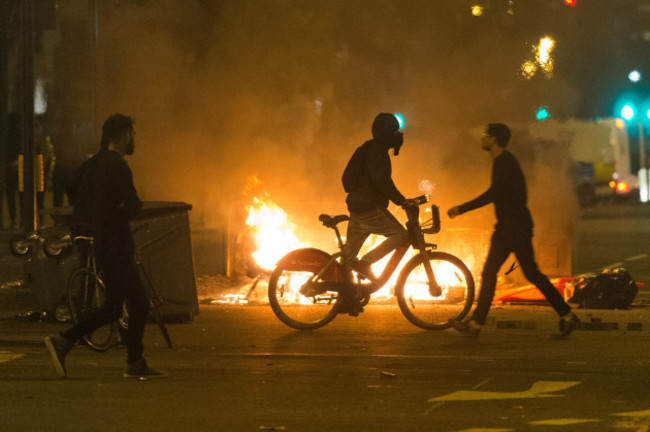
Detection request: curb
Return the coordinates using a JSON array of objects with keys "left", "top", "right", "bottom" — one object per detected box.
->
[{"left": 484, "top": 304, "right": 650, "bottom": 333}]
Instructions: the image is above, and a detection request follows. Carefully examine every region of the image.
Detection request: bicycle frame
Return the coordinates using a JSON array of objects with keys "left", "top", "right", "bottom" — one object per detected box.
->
[{"left": 306, "top": 195, "right": 441, "bottom": 299}]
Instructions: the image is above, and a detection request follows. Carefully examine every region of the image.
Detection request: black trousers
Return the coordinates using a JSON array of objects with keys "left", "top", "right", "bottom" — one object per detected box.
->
[
  {"left": 63, "top": 254, "right": 149, "bottom": 363},
  {"left": 471, "top": 229, "right": 571, "bottom": 325}
]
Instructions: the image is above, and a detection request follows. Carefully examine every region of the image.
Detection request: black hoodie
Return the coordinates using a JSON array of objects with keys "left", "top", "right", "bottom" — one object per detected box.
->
[{"left": 345, "top": 139, "right": 405, "bottom": 213}]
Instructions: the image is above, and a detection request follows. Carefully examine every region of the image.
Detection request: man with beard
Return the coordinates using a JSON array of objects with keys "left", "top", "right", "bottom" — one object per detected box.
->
[
  {"left": 45, "top": 114, "right": 166, "bottom": 378},
  {"left": 447, "top": 123, "right": 580, "bottom": 338}
]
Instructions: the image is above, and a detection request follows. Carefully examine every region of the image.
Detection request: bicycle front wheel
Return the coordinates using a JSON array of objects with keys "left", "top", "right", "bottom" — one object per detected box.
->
[
  {"left": 268, "top": 248, "right": 344, "bottom": 330},
  {"left": 67, "top": 268, "right": 117, "bottom": 351},
  {"left": 395, "top": 251, "right": 475, "bottom": 330}
]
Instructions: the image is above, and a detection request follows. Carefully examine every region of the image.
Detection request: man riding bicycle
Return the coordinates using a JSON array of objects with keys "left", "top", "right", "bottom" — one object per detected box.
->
[{"left": 342, "top": 112, "right": 415, "bottom": 280}]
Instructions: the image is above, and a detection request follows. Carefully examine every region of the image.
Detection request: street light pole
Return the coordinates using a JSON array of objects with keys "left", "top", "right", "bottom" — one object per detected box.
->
[{"left": 21, "top": 0, "right": 36, "bottom": 232}]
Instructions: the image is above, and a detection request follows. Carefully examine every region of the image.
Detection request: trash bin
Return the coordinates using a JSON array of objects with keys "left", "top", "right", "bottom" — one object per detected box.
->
[
  {"left": 131, "top": 202, "right": 198, "bottom": 321},
  {"left": 45, "top": 201, "right": 198, "bottom": 321},
  {"left": 25, "top": 233, "right": 78, "bottom": 320}
]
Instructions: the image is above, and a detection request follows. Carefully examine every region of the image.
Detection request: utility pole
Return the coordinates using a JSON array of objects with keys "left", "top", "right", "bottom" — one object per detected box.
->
[{"left": 21, "top": 0, "right": 36, "bottom": 232}]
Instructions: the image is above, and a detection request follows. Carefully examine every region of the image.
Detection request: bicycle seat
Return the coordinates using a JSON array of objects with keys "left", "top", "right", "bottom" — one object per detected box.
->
[{"left": 318, "top": 214, "right": 349, "bottom": 228}]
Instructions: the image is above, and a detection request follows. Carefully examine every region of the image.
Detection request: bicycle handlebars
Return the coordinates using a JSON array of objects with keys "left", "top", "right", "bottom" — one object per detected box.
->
[{"left": 411, "top": 194, "right": 430, "bottom": 206}]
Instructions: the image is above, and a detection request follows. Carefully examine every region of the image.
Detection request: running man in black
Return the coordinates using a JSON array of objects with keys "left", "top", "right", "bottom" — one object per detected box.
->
[
  {"left": 45, "top": 114, "right": 166, "bottom": 378},
  {"left": 447, "top": 123, "right": 579, "bottom": 337}
]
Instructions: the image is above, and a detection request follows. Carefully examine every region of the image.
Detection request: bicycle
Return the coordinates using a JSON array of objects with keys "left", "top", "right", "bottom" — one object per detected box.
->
[
  {"left": 9, "top": 230, "right": 43, "bottom": 257},
  {"left": 45, "top": 231, "right": 173, "bottom": 350},
  {"left": 267, "top": 194, "right": 475, "bottom": 330},
  {"left": 65, "top": 235, "right": 124, "bottom": 351}
]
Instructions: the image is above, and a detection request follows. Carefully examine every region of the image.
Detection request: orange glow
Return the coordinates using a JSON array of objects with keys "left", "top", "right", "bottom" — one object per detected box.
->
[
  {"left": 616, "top": 180, "right": 630, "bottom": 194},
  {"left": 244, "top": 181, "right": 477, "bottom": 306},
  {"left": 615, "top": 118, "right": 625, "bottom": 129},
  {"left": 246, "top": 195, "right": 305, "bottom": 270},
  {"left": 401, "top": 259, "right": 469, "bottom": 301},
  {"left": 609, "top": 180, "right": 616, "bottom": 189}
]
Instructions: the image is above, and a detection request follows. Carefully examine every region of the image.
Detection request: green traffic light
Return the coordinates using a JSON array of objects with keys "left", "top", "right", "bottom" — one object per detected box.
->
[
  {"left": 536, "top": 106, "right": 550, "bottom": 121},
  {"left": 621, "top": 104, "right": 635, "bottom": 121}
]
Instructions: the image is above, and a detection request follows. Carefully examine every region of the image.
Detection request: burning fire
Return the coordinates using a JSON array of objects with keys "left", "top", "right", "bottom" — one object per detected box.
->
[
  {"left": 244, "top": 193, "right": 473, "bottom": 304},
  {"left": 245, "top": 195, "right": 305, "bottom": 271},
  {"left": 236, "top": 172, "right": 479, "bottom": 312}
]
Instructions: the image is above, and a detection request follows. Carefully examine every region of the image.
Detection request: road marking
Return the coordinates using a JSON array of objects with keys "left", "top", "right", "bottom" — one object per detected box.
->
[
  {"left": 0, "top": 350, "right": 25, "bottom": 363},
  {"left": 425, "top": 377, "right": 494, "bottom": 415},
  {"left": 528, "top": 418, "right": 600, "bottom": 426},
  {"left": 223, "top": 352, "right": 490, "bottom": 360},
  {"left": 452, "top": 429, "right": 514, "bottom": 432},
  {"left": 613, "top": 409, "right": 650, "bottom": 417},
  {"left": 612, "top": 409, "right": 650, "bottom": 429},
  {"left": 428, "top": 381, "right": 580, "bottom": 402},
  {"left": 626, "top": 254, "right": 648, "bottom": 261}
]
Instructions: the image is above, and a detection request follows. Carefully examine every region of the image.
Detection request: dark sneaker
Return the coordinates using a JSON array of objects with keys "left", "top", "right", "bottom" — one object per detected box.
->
[
  {"left": 351, "top": 259, "right": 376, "bottom": 280},
  {"left": 45, "top": 334, "right": 73, "bottom": 378},
  {"left": 449, "top": 318, "right": 481, "bottom": 337},
  {"left": 124, "top": 358, "right": 168, "bottom": 379},
  {"left": 559, "top": 312, "right": 581, "bottom": 338}
]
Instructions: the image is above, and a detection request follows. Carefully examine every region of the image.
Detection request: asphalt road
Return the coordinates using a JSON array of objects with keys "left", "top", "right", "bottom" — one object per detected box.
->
[
  {"left": 2, "top": 305, "right": 650, "bottom": 432},
  {"left": 575, "top": 215, "right": 650, "bottom": 283},
  {"left": 1, "top": 204, "right": 650, "bottom": 431}
]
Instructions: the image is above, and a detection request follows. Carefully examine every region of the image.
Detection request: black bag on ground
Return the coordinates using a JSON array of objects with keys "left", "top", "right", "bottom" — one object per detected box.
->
[
  {"left": 568, "top": 267, "right": 638, "bottom": 309},
  {"left": 341, "top": 142, "right": 369, "bottom": 193}
]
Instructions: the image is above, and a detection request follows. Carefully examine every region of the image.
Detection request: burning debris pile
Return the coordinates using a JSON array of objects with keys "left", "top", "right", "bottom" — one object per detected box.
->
[
  {"left": 196, "top": 274, "right": 265, "bottom": 305},
  {"left": 199, "top": 177, "right": 306, "bottom": 305}
]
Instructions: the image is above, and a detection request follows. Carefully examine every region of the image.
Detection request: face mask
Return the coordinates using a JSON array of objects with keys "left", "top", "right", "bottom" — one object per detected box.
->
[{"left": 392, "top": 132, "right": 403, "bottom": 156}]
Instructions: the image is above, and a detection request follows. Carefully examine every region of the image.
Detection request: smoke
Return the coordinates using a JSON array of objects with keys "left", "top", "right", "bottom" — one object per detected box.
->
[{"left": 92, "top": 0, "right": 579, "bottom": 260}]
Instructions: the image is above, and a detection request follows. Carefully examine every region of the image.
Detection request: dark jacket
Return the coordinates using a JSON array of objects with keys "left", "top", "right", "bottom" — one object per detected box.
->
[
  {"left": 458, "top": 150, "right": 533, "bottom": 234},
  {"left": 345, "top": 139, "right": 405, "bottom": 213},
  {"left": 69, "top": 149, "right": 142, "bottom": 256}
]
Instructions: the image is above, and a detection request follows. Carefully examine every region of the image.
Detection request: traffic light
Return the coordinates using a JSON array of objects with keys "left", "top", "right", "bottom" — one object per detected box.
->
[
  {"left": 563, "top": 0, "right": 577, "bottom": 6},
  {"left": 613, "top": 91, "right": 650, "bottom": 126},
  {"left": 536, "top": 105, "right": 550, "bottom": 121},
  {"left": 621, "top": 104, "right": 635, "bottom": 121}
]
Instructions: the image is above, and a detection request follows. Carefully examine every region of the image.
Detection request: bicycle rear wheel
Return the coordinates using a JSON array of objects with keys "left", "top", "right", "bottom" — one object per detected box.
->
[
  {"left": 395, "top": 252, "right": 475, "bottom": 330},
  {"left": 67, "top": 268, "right": 117, "bottom": 351},
  {"left": 268, "top": 248, "right": 344, "bottom": 330}
]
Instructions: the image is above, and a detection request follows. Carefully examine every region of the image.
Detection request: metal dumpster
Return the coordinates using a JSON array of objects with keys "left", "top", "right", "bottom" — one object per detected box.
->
[{"left": 37, "top": 201, "right": 198, "bottom": 321}]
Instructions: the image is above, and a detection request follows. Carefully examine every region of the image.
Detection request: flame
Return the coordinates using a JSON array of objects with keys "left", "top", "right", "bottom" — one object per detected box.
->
[
  {"left": 246, "top": 196, "right": 305, "bottom": 271},
  {"left": 243, "top": 184, "right": 475, "bottom": 307},
  {"left": 401, "top": 259, "right": 469, "bottom": 301}
]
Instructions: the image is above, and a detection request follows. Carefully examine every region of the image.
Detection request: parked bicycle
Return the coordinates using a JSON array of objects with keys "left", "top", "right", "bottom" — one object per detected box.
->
[
  {"left": 9, "top": 230, "right": 43, "bottom": 257},
  {"left": 45, "top": 229, "right": 175, "bottom": 350},
  {"left": 267, "top": 194, "right": 475, "bottom": 330}
]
